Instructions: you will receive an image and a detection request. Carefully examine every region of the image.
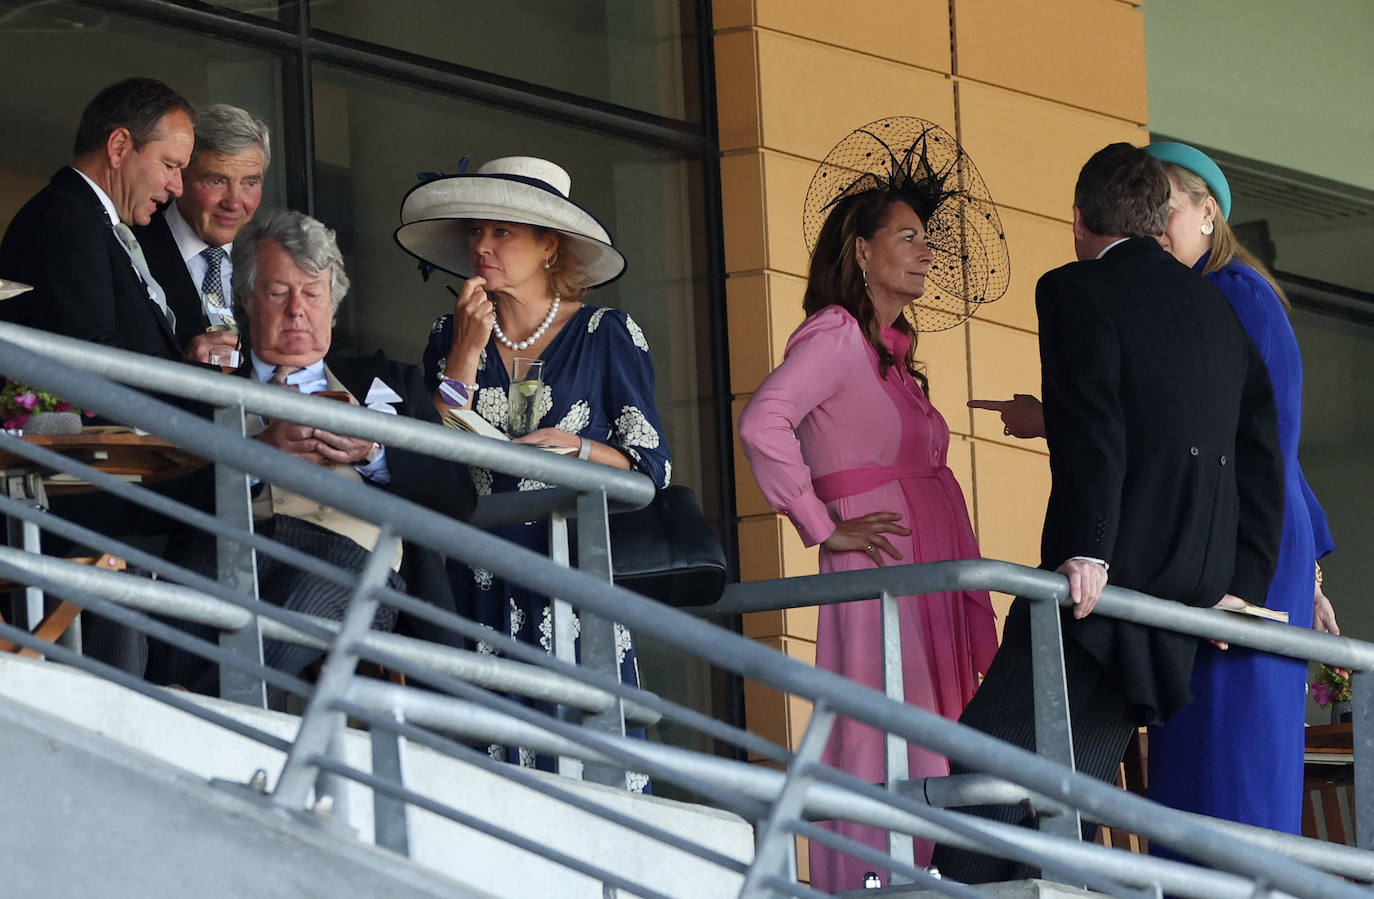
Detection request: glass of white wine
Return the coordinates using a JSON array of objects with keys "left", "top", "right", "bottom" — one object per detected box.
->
[{"left": 506, "top": 357, "right": 544, "bottom": 437}]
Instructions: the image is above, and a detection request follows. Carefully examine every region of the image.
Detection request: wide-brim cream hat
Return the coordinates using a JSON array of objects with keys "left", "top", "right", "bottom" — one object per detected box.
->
[{"left": 394, "top": 156, "right": 626, "bottom": 290}]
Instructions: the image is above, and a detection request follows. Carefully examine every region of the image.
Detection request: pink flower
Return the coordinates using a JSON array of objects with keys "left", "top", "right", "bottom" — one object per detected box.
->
[
  {"left": 1312, "top": 681, "right": 1336, "bottom": 706},
  {"left": 3, "top": 413, "right": 29, "bottom": 430},
  {"left": 12, "top": 391, "right": 39, "bottom": 411},
  {"left": 82, "top": 409, "right": 97, "bottom": 418},
  {"left": 54, "top": 401, "right": 71, "bottom": 413}
]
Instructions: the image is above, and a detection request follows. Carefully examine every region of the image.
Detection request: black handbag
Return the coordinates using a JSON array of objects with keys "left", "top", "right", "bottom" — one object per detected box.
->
[{"left": 605, "top": 485, "right": 728, "bottom": 608}]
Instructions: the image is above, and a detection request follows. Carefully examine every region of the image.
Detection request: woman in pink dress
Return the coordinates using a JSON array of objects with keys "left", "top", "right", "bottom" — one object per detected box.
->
[{"left": 738, "top": 117, "right": 1009, "bottom": 892}]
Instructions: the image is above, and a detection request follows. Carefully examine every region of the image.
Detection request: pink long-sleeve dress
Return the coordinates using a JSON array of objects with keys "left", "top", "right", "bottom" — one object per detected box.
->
[{"left": 738, "top": 305, "right": 998, "bottom": 892}]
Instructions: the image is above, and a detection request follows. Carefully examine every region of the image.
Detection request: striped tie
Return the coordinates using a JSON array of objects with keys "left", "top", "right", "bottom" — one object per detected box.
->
[
  {"left": 270, "top": 364, "right": 303, "bottom": 390},
  {"left": 112, "top": 222, "right": 176, "bottom": 331}
]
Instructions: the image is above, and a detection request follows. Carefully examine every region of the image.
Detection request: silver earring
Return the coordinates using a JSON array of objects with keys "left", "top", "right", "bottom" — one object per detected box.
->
[
  {"left": 1201, "top": 221, "right": 1214, "bottom": 236},
  {"left": 862, "top": 268, "right": 868, "bottom": 287}
]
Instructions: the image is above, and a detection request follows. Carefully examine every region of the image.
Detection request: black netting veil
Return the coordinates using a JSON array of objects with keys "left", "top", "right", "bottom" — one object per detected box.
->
[{"left": 803, "top": 116, "right": 1011, "bottom": 331}]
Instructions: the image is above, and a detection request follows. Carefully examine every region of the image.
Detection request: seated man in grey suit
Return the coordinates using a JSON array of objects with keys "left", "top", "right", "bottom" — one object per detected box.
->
[
  {"left": 133, "top": 103, "right": 271, "bottom": 368},
  {"left": 147, "top": 210, "right": 476, "bottom": 694}
]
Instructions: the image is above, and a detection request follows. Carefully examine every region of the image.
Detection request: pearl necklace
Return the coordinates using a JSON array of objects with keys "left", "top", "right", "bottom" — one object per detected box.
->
[{"left": 493, "top": 294, "right": 560, "bottom": 351}]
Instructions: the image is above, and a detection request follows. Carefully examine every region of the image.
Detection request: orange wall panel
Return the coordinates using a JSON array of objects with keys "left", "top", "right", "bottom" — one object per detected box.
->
[
  {"left": 967, "top": 319, "right": 1046, "bottom": 451},
  {"left": 714, "top": 30, "right": 763, "bottom": 151},
  {"left": 957, "top": 81, "right": 1144, "bottom": 221},
  {"left": 719, "top": 151, "right": 768, "bottom": 273},
  {"left": 979, "top": 209, "right": 1074, "bottom": 333},
  {"left": 751, "top": 0, "right": 952, "bottom": 73},
  {"left": 954, "top": 0, "right": 1147, "bottom": 123},
  {"left": 917, "top": 322, "right": 971, "bottom": 436},
  {"left": 753, "top": 30, "right": 956, "bottom": 161},
  {"left": 759, "top": 150, "right": 818, "bottom": 279}
]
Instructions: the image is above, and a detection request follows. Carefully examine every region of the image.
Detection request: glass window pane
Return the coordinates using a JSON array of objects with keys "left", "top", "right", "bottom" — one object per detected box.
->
[
  {"left": 0, "top": 4, "right": 287, "bottom": 229},
  {"left": 312, "top": 61, "right": 716, "bottom": 504},
  {"left": 310, "top": 0, "right": 702, "bottom": 122},
  {"left": 168, "top": 0, "right": 284, "bottom": 22}
]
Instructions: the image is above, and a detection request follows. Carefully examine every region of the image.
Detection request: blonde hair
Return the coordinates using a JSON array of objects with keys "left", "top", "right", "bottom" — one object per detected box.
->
[{"left": 1165, "top": 164, "right": 1290, "bottom": 310}]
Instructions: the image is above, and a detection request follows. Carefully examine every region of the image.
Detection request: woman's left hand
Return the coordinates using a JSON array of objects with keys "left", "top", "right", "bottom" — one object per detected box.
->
[{"left": 1313, "top": 586, "right": 1340, "bottom": 635}]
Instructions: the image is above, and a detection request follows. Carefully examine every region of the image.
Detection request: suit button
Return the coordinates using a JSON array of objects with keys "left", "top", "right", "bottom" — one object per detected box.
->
[
  {"left": 1219, "top": 455, "right": 1227, "bottom": 466},
  {"left": 1190, "top": 447, "right": 1199, "bottom": 456}
]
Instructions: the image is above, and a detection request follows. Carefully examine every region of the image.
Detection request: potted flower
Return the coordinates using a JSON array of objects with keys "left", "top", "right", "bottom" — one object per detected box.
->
[
  {"left": 1310, "top": 663, "right": 1353, "bottom": 724},
  {"left": 0, "top": 378, "right": 87, "bottom": 434}
]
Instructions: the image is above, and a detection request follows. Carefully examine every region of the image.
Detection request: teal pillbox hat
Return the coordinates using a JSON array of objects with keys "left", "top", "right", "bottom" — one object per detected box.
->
[{"left": 1145, "top": 141, "right": 1232, "bottom": 220}]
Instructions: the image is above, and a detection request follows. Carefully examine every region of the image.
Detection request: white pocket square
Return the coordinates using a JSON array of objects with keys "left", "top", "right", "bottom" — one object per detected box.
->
[{"left": 364, "top": 378, "right": 403, "bottom": 412}]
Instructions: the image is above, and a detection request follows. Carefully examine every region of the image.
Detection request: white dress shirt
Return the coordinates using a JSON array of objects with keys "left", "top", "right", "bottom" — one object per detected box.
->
[{"left": 164, "top": 201, "right": 235, "bottom": 325}]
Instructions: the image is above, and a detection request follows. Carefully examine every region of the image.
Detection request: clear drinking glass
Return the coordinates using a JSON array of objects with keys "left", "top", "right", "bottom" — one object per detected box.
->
[{"left": 507, "top": 357, "right": 544, "bottom": 437}]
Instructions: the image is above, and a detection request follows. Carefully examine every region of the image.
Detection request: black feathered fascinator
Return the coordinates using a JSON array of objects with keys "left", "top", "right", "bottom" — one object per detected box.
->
[{"left": 804, "top": 116, "right": 1010, "bottom": 331}]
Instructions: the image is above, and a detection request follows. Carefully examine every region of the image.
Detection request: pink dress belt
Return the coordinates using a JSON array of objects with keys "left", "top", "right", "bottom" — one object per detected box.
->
[{"left": 812, "top": 462, "right": 940, "bottom": 503}]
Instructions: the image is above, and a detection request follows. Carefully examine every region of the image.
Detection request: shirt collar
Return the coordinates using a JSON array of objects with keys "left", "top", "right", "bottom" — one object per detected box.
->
[
  {"left": 70, "top": 166, "right": 120, "bottom": 227},
  {"left": 1096, "top": 237, "right": 1131, "bottom": 259},
  {"left": 249, "top": 351, "right": 327, "bottom": 386},
  {"left": 164, "top": 199, "right": 226, "bottom": 264}
]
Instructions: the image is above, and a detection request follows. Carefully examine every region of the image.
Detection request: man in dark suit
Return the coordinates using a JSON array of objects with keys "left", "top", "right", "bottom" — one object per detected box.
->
[
  {"left": 133, "top": 104, "right": 270, "bottom": 367},
  {"left": 147, "top": 209, "right": 475, "bottom": 693},
  {"left": 0, "top": 77, "right": 194, "bottom": 361},
  {"left": 932, "top": 143, "right": 1284, "bottom": 883}
]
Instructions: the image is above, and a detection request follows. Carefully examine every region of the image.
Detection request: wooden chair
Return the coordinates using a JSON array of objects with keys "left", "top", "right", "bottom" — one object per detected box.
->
[{"left": 0, "top": 553, "right": 125, "bottom": 656}]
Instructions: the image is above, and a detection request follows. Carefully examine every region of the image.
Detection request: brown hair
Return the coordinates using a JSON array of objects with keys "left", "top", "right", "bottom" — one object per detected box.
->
[
  {"left": 803, "top": 190, "right": 928, "bottom": 389},
  {"left": 1074, "top": 143, "right": 1170, "bottom": 238},
  {"left": 73, "top": 77, "right": 195, "bottom": 157},
  {"left": 1164, "top": 163, "right": 1290, "bottom": 310}
]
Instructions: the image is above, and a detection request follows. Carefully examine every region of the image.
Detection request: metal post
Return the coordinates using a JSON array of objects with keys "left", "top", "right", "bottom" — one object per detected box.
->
[
  {"left": 547, "top": 510, "right": 583, "bottom": 779},
  {"left": 3, "top": 471, "right": 47, "bottom": 634},
  {"left": 880, "top": 590, "right": 914, "bottom": 881},
  {"left": 274, "top": 527, "right": 399, "bottom": 810},
  {"left": 371, "top": 706, "right": 410, "bottom": 856},
  {"left": 213, "top": 403, "right": 266, "bottom": 708},
  {"left": 1028, "top": 595, "right": 1082, "bottom": 848},
  {"left": 739, "top": 698, "right": 837, "bottom": 898},
  {"left": 1352, "top": 669, "right": 1372, "bottom": 851},
  {"left": 575, "top": 488, "right": 627, "bottom": 788}
]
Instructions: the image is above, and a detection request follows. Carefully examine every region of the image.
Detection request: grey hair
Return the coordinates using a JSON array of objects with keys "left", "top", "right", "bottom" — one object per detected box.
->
[
  {"left": 232, "top": 209, "right": 348, "bottom": 312},
  {"left": 192, "top": 103, "right": 271, "bottom": 169}
]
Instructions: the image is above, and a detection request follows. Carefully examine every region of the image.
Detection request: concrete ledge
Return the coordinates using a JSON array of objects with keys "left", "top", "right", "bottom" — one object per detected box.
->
[{"left": 840, "top": 878, "right": 1103, "bottom": 897}]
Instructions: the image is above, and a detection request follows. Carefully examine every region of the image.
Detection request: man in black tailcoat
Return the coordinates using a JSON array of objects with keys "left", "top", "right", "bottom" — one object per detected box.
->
[{"left": 933, "top": 143, "right": 1284, "bottom": 883}]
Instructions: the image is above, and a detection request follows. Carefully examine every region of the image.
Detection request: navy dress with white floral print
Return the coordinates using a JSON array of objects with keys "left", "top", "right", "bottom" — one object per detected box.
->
[{"left": 423, "top": 304, "right": 670, "bottom": 790}]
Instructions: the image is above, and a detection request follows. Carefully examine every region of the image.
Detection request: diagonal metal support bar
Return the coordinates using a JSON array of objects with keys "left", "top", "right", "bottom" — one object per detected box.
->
[
  {"left": 273, "top": 526, "right": 400, "bottom": 811},
  {"left": 739, "top": 698, "right": 837, "bottom": 898},
  {"left": 213, "top": 402, "right": 265, "bottom": 709},
  {"left": 574, "top": 487, "right": 627, "bottom": 789},
  {"left": 1354, "top": 669, "right": 1372, "bottom": 851}
]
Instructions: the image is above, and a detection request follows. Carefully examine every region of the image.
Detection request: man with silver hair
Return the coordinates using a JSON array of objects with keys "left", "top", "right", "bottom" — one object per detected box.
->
[
  {"left": 147, "top": 209, "right": 476, "bottom": 695},
  {"left": 134, "top": 102, "right": 270, "bottom": 366}
]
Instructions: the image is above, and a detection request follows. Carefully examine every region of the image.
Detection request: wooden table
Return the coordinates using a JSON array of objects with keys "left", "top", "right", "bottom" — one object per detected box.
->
[{"left": 1303, "top": 723, "right": 1356, "bottom": 844}]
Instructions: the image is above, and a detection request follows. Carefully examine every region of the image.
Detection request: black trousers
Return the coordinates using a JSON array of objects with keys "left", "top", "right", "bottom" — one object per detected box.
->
[
  {"left": 145, "top": 515, "right": 403, "bottom": 696},
  {"left": 930, "top": 601, "right": 1138, "bottom": 884}
]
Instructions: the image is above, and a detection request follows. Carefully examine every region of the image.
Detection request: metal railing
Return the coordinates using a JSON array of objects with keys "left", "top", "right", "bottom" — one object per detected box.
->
[{"left": 0, "top": 322, "right": 1370, "bottom": 898}]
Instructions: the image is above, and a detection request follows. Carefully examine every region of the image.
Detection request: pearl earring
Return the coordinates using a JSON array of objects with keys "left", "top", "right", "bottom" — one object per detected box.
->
[
  {"left": 862, "top": 268, "right": 868, "bottom": 287},
  {"left": 1201, "top": 221, "right": 1214, "bottom": 236}
]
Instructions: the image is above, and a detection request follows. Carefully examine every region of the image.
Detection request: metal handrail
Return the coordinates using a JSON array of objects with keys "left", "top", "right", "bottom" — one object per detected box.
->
[{"left": 2, "top": 327, "right": 1370, "bottom": 897}]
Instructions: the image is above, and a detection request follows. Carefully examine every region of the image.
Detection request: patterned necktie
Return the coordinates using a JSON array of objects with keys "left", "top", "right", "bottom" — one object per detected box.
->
[
  {"left": 270, "top": 364, "right": 303, "bottom": 390},
  {"left": 199, "top": 246, "right": 233, "bottom": 325},
  {"left": 112, "top": 222, "right": 176, "bottom": 332}
]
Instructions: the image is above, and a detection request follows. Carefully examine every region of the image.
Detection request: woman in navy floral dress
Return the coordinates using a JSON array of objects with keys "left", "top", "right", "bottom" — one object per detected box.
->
[{"left": 396, "top": 157, "right": 669, "bottom": 786}]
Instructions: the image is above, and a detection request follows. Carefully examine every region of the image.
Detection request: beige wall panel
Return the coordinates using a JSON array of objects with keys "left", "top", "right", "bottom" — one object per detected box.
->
[
  {"left": 714, "top": 30, "right": 763, "bottom": 151},
  {"left": 754, "top": 30, "right": 956, "bottom": 161},
  {"left": 752, "top": 0, "right": 952, "bottom": 73},
  {"left": 711, "top": 0, "right": 754, "bottom": 30},
  {"left": 726, "top": 273, "right": 772, "bottom": 392},
  {"left": 743, "top": 635, "right": 817, "bottom": 758},
  {"left": 733, "top": 395, "right": 769, "bottom": 517},
  {"left": 919, "top": 322, "right": 971, "bottom": 438},
  {"left": 737, "top": 512, "right": 822, "bottom": 582},
  {"left": 957, "top": 81, "right": 1144, "bottom": 221},
  {"left": 967, "top": 319, "right": 1047, "bottom": 451},
  {"left": 972, "top": 439, "right": 1050, "bottom": 572},
  {"left": 766, "top": 271, "right": 808, "bottom": 362},
  {"left": 720, "top": 151, "right": 768, "bottom": 273},
  {"left": 954, "top": 0, "right": 1146, "bottom": 123},
  {"left": 743, "top": 605, "right": 819, "bottom": 641},
  {"left": 979, "top": 209, "right": 1072, "bottom": 333},
  {"left": 761, "top": 150, "right": 818, "bottom": 279}
]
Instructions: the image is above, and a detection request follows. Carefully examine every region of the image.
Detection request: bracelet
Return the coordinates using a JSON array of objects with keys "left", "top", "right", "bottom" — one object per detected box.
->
[
  {"left": 577, "top": 437, "right": 592, "bottom": 460},
  {"left": 1315, "top": 562, "right": 1324, "bottom": 588},
  {"left": 437, "top": 377, "right": 475, "bottom": 407}
]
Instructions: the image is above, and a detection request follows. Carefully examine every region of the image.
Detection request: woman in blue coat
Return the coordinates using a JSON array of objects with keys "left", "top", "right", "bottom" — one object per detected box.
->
[{"left": 1143, "top": 141, "right": 1338, "bottom": 837}]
